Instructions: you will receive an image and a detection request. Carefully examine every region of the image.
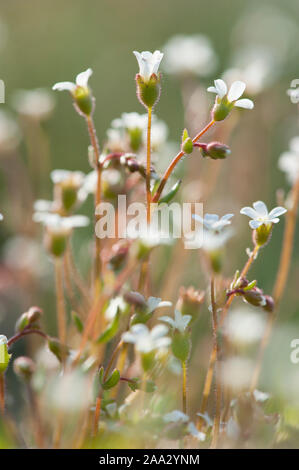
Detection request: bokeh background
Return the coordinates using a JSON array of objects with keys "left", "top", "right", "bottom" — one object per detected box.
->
[{"left": 1, "top": 0, "right": 299, "bottom": 444}]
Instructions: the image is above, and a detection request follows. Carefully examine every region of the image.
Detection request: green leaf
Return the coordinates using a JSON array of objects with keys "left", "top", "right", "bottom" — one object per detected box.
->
[
  {"left": 102, "top": 369, "right": 120, "bottom": 390},
  {"left": 72, "top": 312, "right": 83, "bottom": 333},
  {"left": 158, "top": 180, "right": 181, "bottom": 204},
  {"left": 97, "top": 311, "right": 120, "bottom": 343}
]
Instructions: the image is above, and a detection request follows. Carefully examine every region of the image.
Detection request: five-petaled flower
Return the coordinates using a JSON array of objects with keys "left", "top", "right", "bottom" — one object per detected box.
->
[
  {"left": 133, "top": 51, "right": 164, "bottom": 83},
  {"left": 53, "top": 69, "right": 93, "bottom": 115},
  {"left": 160, "top": 310, "right": 192, "bottom": 333},
  {"left": 240, "top": 201, "right": 287, "bottom": 229},
  {"left": 207, "top": 79, "right": 254, "bottom": 121},
  {"left": 193, "top": 213, "right": 234, "bottom": 232},
  {"left": 122, "top": 323, "right": 171, "bottom": 354}
]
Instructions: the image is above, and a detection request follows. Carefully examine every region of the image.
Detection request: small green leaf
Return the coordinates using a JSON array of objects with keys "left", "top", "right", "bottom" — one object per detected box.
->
[
  {"left": 97, "top": 312, "right": 120, "bottom": 343},
  {"left": 102, "top": 369, "right": 120, "bottom": 390},
  {"left": 72, "top": 312, "right": 83, "bottom": 333},
  {"left": 158, "top": 180, "right": 182, "bottom": 204}
]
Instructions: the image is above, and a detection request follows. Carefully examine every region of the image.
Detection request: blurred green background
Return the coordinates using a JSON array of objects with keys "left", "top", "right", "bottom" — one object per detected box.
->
[{"left": 0, "top": 0, "right": 299, "bottom": 432}]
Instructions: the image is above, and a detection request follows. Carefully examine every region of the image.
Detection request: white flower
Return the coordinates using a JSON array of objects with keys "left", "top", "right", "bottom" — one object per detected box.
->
[
  {"left": 150, "top": 118, "right": 168, "bottom": 151},
  {"left": 133, "top": 50, "right": 163, "bottom": 82},
  {"left": 52, "top": 68, "right": 92, "bottom": 93},
  {"left": 0, "top": 110, "right": 21, "bottom": 152},
  {"left": 50, "top": 169, "right": 85, "bottom": 186},
  {"left": 33, "top": 212, "right": 89, "bottom": 233},
  {"left": 0, "top": 213, "right": 3, "bottom": 221},
  {"left": 207, "top": 79, "right": 254, "bottom": 109},
  {"left": 105, "top": 296, "right": 128, "bottom": 321},
  {"left": 0, "top": 335, "right": 8, "bottom": 345},
  {"left": 122, "top": 324, "right": 171, "bottom": 354},
  {"left": 163, "top": 410, "right": 189, "bottom": 423},
  {"left": 162, "top": 34, "right": 217, "bottom": 76},
  {"left": 160, "top": 310, "right": 191, "bottom": 333},
  {"left": 253, "top": 389, "right": 270, "bottom": 403},
  {"left": 278, "top": 137, "right": 299, "bottom": 185},
  {"left": 111, "top": 112, "right": 148, "bottom": 132},
  {"left": 224, "top": 307, "right": 266, "bottom": 345},
  {"left": 12, "top": 88, "right": 55, "bottom": 120},
  {"left": 240, "top": 201, "right": 287, "bottom": 229},
  {"left": 193, "top": 213, "right": 234, "bottom": 231}
]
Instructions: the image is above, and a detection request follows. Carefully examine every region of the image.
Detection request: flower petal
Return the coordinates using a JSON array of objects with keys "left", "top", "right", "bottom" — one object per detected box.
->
[
  {"left": 234, "top": 99, "right": 254, "bottom": 109},
  {"left": 76, "top": 68, "right": 93, "bottom": 88},
  {"left": 207, "top": 86, "right": 218, "bottom": 94},
  {"left": 240, "top": 207, "right": 258, "bottom": 219},
  {"left": 228, "top": 81, "right": 246, "bottom": 101},
  {"left": 52, "top": 81, "right": 76, "bottom": 92},
  {"left": 268, "top": 206, "right": 287, "bottom": 218},
  {"left": 253, "top": 201, "right": 268, "bottom": 217},
  {"left": 214, "top": 79, "right": 227, "bottom": 98},
  {"left": 249, "top": 219, "right": 263, "bottom": 229}
]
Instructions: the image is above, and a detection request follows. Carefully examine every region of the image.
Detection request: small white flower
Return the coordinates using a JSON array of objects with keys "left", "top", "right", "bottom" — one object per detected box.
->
[
  {"left": 240, "top": 201, "right": 287, "bottom": 229},
  {"left": 224, "top": 307, "right": 266, "bottom": 345},
  {"left": 193, "top": 213, "right": 234, "bottom": 232},
  {"left": 122, "top": 323, "right": 171, "bottom": 354},
  {"left": 278, "top": 137, "right": 299, "bottom": 185},
  {"left": 105, "top": 296, "right": 128, "bottom": 321},
  {"left": 0, "top": 213, "right": 3, "bottom": 221},
  {"left": 111, "top": 112, "right": 148, "bottom": 132},
  {"left": 162, "top": 34, "right": 217, "bottom": 76},
  {"left": 160, "top": 310, "right": 191, "bottom": 333},
  {"left": 52, "top": 68, "right": 92, "bottom": 94},
  {"left": 12, "top": 88, "right": 55, "bottom": 120},
  {"left": 50, "top": 169, "right": 85, "bottom": 186},
  {"left": 163, "top": 410, "right": 189, "bottom": 423},
  {"left": 0, "top": 335, "right": 8, "bottom": 345},
  {"left": 33, "top": 212, "right": 89, "bottom": 233},
  {"left": 133, "top": 50, "right": 163, "bottom": 82},
  {"left": 253, "top": 389, "right": 270, "bottom": 403},
  {"left": 207, "top": 79, "right": 254, "bottom": 109}
]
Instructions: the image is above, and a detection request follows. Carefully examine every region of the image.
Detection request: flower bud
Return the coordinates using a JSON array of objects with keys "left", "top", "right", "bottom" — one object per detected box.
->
[
  {"left": 108, "top": 240, "right": 130, "bottom": 272},
  {"left": 13, "top": 356, "right": 35, "bottom": 382},
  {"left": 263, "top": 295, "right": 275, "bottom": 313},
  {"left": 181, "top": 129, "right": 193, "bottom": 154},
  {"left": 136, "top": 74, "right": 161, "bottom": 110},
  {"left": 48, "top": 337, "right": 69, "bottom": 363},
  {"left": 243, "top": 288, "right": 266, "bottom": 308},
  {"left": 0, "top": 336, "right": 11, "bottom": 373},
  {"left": 201, "top": 142, "right": 231, "bottom": 160},
  {"left": 15, "top": 306, "right": 42, "bottom": 333},
  {"left": 176, "top": 287, "right": 205, "bottom": 321}
]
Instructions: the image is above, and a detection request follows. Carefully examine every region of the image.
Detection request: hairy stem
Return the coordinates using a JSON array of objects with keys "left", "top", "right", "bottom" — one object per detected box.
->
[
  {"left": 152, "top": 119, "right": 215, "bottom": 203},
  {"left": 250, "top": 178, "right": 299, "bottom": 392},
  {"left": 210, "top": 275, "right": 221, "bottom": 449},
  {"left": 146, "top": 107, "right": 152, "bottom": 224},
  {"left": 55, "top": 258, "right": 66, "bottom": 346},
  {"left": 182, "top": 360, "right": 187, "bottom": 414}
]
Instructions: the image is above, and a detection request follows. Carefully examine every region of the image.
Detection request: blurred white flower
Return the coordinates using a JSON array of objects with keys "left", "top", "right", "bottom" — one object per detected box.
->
[
  {"left": 52, "top": 68, "right": 92, "bottom": 94},
  {"left": 253, "top": 389, "right": 270, "bottom": 403},
  {"left": 105, "top": 296, "right": 128, "bottom": 321},
  {"left": 278, "top": 137, "right": 299, "bottom": 185},
  {"left": 122, "top": 324, "right": 171, "bottom": 354},
  {"left": 0, "top": 213, "right": 3, "bottom": 221},
  {"left": 223, "top": 47, "right": 277, "bottom": 96},
  {"left": 160, "top": 310, "right": 191, "bottom": 333},
  {"left": 163, "top": 410, "right": 189, "bottom": 423},
  {"left": 193, "top": 213, "right": 234, "bottom": 232},
  {"left": 12, "top": 89, "right": 55, "bottom": 120},
  {"left": 112, "top": 112, "right": 148, "bottom": 131},
  {"left": 133, "top": 51, "right": 163, "bottom": 82},
  {"left": 33, "top": 212, "right": 89, "bottom": 234},
  {"left": 3, "top": 235, "right": 48, "bottom": 277},
  {"left": 150, "top": 118, "right": 168, "bottom": 152},
  {"left": 208, "top": 79, "right": 254, "bottom": 110},
  {"left": 162, "top": 34, "right": 217, "bottom": 77},
  {"left": 240, "top": 201, "right": 287, "bottom": 229},
  {"left": 221, "top": 357, "right": 254, "bottom": 392},
  {"left": 0, "top": 110, "right": 21, "bottom": 153},
  {"left": 224, "top": 307, "right": 266, "bottom": 345},
  {"left": 50, "top": 169, "right": 85, "bottom": 186},
  {"left": 45, "top": 370, "right": 92, "bottom": 413}
]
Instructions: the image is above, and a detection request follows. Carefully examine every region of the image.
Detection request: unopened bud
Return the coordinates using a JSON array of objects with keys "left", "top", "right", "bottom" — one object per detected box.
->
[
  {"left": 200, "top": 142, "right": 231, "bottom": 160},
  {"left": 181, "top": 129, "right": 193, "bottom": 154},
  {"left": 13, "top": 356, "right": 35, "bottom": 382},
  {"left": 15, "top": 306, "right": 42, "bottom": 333},
  {"left": 0, "top": 336, "right": 11, "bottom": 373},
  {"left": 176, "top": 286, "right": 205, "bottom": 320}
]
